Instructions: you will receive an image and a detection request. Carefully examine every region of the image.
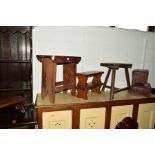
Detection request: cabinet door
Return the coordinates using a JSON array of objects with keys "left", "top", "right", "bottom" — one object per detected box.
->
[
  {"left": 110, "top": 105, "right": 133, "bottom": 129},
  {"left": 137, "top": 103, "right": 155, "bottom": 129},
  {"left": 80, "top": 108, "right": 106, "bottom": 129},
  {"left": 42, "top": 110, "right": 72, "bottom": 129}
]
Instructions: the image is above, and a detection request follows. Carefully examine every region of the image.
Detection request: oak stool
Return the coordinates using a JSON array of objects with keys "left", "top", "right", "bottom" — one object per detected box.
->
[
  {"left": 100, "top": 63, "right": 132, "bottom": 100},
  {"left": 37, "top": 55, "right": 81, "bottom": 103}
]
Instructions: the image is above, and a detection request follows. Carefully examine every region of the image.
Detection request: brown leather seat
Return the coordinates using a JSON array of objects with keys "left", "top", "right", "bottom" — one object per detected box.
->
[{"left": 115, "top": 117, "right": 138, "bottom": 129}]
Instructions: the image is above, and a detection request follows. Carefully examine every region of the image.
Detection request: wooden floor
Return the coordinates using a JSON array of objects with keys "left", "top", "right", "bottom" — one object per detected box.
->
[{"left": 36, "top": 90, "right": 155, "bottom": 106}]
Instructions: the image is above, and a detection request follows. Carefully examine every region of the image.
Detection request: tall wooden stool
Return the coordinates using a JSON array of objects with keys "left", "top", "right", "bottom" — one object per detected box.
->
[
  {"left": 76, "top": 71, "right": 104, "bottom": 99},
  {"left": 37, "top": 55, "right": 81, "bottom": 103},
  {"left": 100, "top": 63, "right": 132, "bottom": 100}
]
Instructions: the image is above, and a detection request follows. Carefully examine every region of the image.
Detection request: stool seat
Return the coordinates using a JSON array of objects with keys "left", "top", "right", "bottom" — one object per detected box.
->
[
  {"left": 76, "top": 71, "right": 104, "bottom": 77},
  {"left": 100, "top": 63, "right": 132, "bottom": 69},
  {"left": 100, "top": 62, "right": 132, "bottom": 100},
  {"left": 76, "top": 71, "right": 104, "bottom": 100}
]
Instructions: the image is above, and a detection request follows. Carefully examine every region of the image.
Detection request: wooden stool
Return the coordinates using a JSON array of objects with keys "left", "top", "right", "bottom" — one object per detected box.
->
[
  {"left": 100, "top": 63, "right": 132, "bottom": 100},
  {"left": 37, "top": 55, "right": 81, "bottom": 103},
  {"left": 76, "top": 71, "right": 104, "bottom": 99}
]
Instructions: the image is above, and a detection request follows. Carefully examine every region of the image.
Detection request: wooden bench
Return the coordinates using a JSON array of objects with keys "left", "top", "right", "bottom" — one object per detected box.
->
[{"left": 76, "top": 71, "right": 104, "bottom": 99}]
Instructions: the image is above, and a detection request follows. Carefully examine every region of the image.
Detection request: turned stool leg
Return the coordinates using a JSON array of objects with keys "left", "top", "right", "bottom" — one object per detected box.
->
[{"left": 77, "top": 75, "right": 88, "bottom": 99}]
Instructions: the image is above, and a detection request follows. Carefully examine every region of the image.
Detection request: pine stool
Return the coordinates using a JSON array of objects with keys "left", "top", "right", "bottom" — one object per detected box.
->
[
  {"left": 76, "top": 71, "right": 104, "bottom": 99},
  {"left": 37, "top": 55, "right": 81, "bottom": 103}
]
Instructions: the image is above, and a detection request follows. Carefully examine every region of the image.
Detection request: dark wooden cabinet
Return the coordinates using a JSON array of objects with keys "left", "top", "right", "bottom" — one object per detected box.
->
[
  {"left": 0, "top": 26, "right": 37, "bottom": 128},
  {"left": 0, "top": 26, "right": 33, "bottom": 104}
]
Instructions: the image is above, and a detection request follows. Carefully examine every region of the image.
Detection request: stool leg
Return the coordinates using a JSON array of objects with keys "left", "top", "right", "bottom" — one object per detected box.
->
[
  {"left": 125, "top": 68, "right": 131, "bottom": 91},
  {"left": 63, "top": 63, "right": 76, "bottom": 96},
  {"left": 102, "top": 68, "right": 111, "bottom": 91},
  {"left": 41, "top": 58, "right": 56, "bottom": 103},
  {"left": 77, "top": 75, "right": 88, "bottom": 99},
  {"left": 70, "top": 64, "right": 76, "bottom": 96},
  {"left": 91, "top": 73, "right": 102, "bottom": 93},
  {"left": 110, "top": 69, "right": 116, "bottom": 100},
  {"left": 48, "top": 62, "right": 56, "bottom": 103},
  {"left": 41, "top": 58, "right": 48, "bottom": 99}
]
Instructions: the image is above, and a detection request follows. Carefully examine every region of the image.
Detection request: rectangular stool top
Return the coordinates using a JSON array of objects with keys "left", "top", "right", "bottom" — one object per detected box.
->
[
  {"left": 37, "top": 55, "right": 81, "bottom": 64},
  {"left": 100, "top": 63, "right": 132, "bottom": 69},
  {"left": 76, "top": 71, "right": 104, "bottom": 77}
]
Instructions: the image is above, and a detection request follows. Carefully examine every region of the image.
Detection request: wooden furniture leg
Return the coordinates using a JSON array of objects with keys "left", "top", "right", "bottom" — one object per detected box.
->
[
  {"left": 102, "top": 68, "right": 111, "bottom": 91},
  {"left": 125, "top": 68, "right": 131, "bottom": 91},
  {"left": 110, "top": 69, "right": 116, "bottom": 100},
  {"left": 48, "top": 62, "right": 56, "bottom": 103},
  {"left": 91, "top": 73, "right": 102, "bottom": 93},
  {"left": 77, "top": 75, "right": 88, "bottom": 99},
  {"left": 63, "top": 63, "right": 76, "bottom": 96},
  {"left": 41, "top": 58, "right": 56, "bottom": 103},
  {"left": 41, "top": 58, "right": 48, "bottom": 99}
]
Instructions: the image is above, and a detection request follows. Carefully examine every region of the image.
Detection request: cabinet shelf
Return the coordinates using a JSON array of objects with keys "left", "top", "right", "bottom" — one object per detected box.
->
[
  {"left": 0, "top": 81, "right": 31, "bottom": 90},
  {"left": 0, "top": 88, "right": 31, "bottom": 91},
  {"left": 0, "top": 60, "right": 31, "bottom": 63}
]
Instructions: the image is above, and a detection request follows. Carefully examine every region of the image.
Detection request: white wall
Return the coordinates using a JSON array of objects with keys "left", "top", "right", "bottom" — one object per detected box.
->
[{"left": 32, "top": 26, "right": 155, "bottom": 102}]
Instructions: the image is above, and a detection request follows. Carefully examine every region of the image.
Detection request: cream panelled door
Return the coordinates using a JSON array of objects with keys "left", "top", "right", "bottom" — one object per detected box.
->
[
  {"left": 42, "top": 110, "right": 72, "bottom": 129},
  {"left": 110, "top": 105, "right": 133, "bottom": 129},
  {"left": 137, "top": 103, "right": 155, "bottom": 129},
  {"left": 80, "top": 108, "right": 106, "bottom": 129}
]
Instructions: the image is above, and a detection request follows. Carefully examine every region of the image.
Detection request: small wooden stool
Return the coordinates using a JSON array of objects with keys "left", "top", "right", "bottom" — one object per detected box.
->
[
  {"left": 76, "top": 71, "right": 104, "bottom": 99},
  {"left": 100, "top": 63, "right": 132, "bottom": 100}
]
